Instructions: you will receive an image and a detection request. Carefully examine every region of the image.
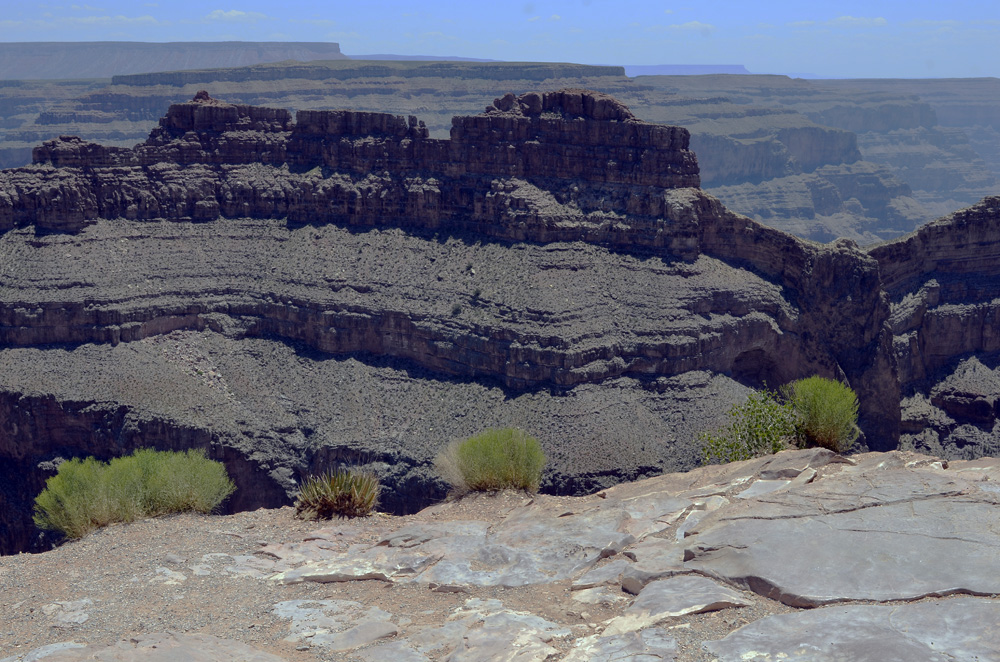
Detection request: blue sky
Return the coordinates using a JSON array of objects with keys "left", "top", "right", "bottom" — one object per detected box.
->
[{"left": 2, "top": 1, "right": 999, "bottom": 78}]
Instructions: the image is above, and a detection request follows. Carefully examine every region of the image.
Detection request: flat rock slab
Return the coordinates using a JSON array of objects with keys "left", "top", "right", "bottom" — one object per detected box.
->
[
  {"left": 685, "top": 469, "right": 1000, "bottom": 606},
  {"left": 691, "top": 468, "right": 970, "bottom": 527},
  {"left": 359, "top": 598, "right": 572, "bottom": 662},
  {"left": 605, "top": 575, "right": 750, "bottom": 635},
  {"left": 563, "top": 628, "right": 679, "bottom": 661},
  {"left": 274, "top": 491, "right": 686, "bottom": 588},
  {"left": 620, "top": 539, "right": 686, "bottom": 595},
  {"left": 1, "top": 633, "right": 287, "bottom": 662},
  {"left": 40, "top": 599, "right": 92, "bottom": 628},
  {"left": 735, "top": 479, "right": 791, "bottom": 499},
  {"left": 705, "top": 597, "right": 1000, "bottom": 661},
  {"left": 271, "top": 599, "right": 396, "bottom": 651}
]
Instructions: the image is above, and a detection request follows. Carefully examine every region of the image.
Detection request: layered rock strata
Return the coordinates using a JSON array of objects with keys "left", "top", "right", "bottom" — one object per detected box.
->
[
  {"left": 869, "top": 196, "right": 1000, "bottom": 457},
  {"left": 0, "top": 90, "right": 904, "bottom": 554}
]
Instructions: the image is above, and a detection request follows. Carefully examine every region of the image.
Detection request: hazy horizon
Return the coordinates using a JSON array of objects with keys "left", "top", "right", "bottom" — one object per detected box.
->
[{"left": 2, "top": 1, "right": 998, "bottom": 79}]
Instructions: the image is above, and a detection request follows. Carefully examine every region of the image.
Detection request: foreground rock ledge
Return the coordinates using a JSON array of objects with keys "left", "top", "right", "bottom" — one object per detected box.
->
[{"left": 3, "top": 449, "right": 998, "bottom": 662}]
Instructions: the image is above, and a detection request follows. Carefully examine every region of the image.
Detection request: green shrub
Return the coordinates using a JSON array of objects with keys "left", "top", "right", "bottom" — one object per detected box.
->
[
  {"left": 294, "top": 468, "right": 381, "bottom": 519},
  {"left": 701, "top": 388, "right": 797, "bottom": 465},
  {"left": 435, "top": 427, "right": 546, "bottom": 493},
  {"left": 784, "top": 375, "right": 859, "bottom": 452},
  {"left": 33, "top": 448, "right": 236, "bottom": 540},
  {"left": 33, "top": 457, "right": 109, "bottom": 540}
]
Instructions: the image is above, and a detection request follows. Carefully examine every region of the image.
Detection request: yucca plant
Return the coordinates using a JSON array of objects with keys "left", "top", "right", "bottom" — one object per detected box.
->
[{"left": 294, "top": 468, "right": 381, "bottom": 519}]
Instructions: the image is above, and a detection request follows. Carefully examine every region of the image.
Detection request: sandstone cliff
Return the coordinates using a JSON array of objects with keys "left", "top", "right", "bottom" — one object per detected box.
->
[{"left": 0, "top": 89, "right": 959, "bottom": 557}]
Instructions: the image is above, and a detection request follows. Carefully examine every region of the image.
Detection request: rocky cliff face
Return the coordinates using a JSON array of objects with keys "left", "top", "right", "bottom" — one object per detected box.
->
[
  {"left": 5, "top": 64, "right": 996, "bottom": 247},
  {"left": 868, "top": 197, "right": 1000, "bottom": 459},
  {"left": 0, "top": 89, "right": 965, "bottom": 556},
  {"left": 2, "top": 89, "right": 697, "bottom": 236}
]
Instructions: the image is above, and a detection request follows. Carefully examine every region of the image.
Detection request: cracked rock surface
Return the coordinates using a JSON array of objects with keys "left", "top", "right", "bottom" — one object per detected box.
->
[{"left": 3, "top": 448, "right": 999, "bottom": 661}]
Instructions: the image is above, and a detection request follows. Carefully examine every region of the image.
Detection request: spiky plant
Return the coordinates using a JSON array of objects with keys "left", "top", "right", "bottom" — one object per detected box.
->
[{"left": 294, "top": 468, "right": 381, "bottom": 519}]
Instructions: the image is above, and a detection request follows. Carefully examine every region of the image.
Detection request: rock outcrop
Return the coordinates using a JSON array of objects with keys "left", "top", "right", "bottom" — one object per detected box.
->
[
  {"left": 5, "top": 65, "right": 998, "bottom": 244},
  {"left": 0, "top": 90, "right": 909, "bottom": 555},
  {"left": 5, "top": 448, "right": 1000, "bottom": 661},
  {"left": 869, "top": 196, "right": 1000, "bottom": 458},
  {"left": 1, "top": 89, "right": 698, "bottom": 235}
]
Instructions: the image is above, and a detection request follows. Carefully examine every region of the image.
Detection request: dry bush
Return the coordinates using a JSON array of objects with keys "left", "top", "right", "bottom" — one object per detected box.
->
[{"left": 435, "top": 428, "right": 546, "bottom": 494}]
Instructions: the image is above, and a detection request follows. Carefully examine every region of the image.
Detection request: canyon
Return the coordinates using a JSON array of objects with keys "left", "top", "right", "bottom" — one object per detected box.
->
[
  {"left": 1, "top": 60, "right": 996, "bottom": 246},
  {"left": 1, "top": 89, "right": 999, "bottom": 556},
  {"left": 0, "top": 41, "right": 348, "bottom": 81}
]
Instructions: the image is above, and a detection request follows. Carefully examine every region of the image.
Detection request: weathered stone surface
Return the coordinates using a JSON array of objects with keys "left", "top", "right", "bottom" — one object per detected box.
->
[
  {"left": 271, "top": 599, "right": 397, "bottom": 651},
  {"left": 572, "top": 558, "right": 633, "bottom": 591},
  {"left": 6, "top": 449, "right": 1000, "bottom": 662},
  {"left": 356, "top": 598, "right": 572, "bottom": 662},
  {"left": 684, "top": 466, "right": 1000, "bottom": 606},
  {"left": 40, "top": 599, "right": 92, "bottom": 628},
  {"left": 1, "top": 643, "right": 87, "bottom": 662},
  {"left": 358, "top": 641, "right": 430, "bottom": 662},
  {"left": 254, "top": 525, "right": 360, "bottom": 566},
  {"left": 0, "top": 633, "right": 288, "bottom": 661},
  {"left": 563, "top": 628, "right": 678, "bottom": 662},
  {"left": 755, "top": 447, "right": 849, "bottom": 478},
  {"left": 441, "top": 606, "right": 569, "bottom": 662},
  {"left": 619, "top": 541, "right": 686, "bottom": 595},
  {"left": 734, "top": 479, "right": 791, "bottom": 499},
  {"left": 674, "top": 495, "right": 729, "bottom": 540},
  {"left": 604, "top": 575, "right": 750, "bottom": 635},
  {"left": 268, "top": 447, "right": 1000, "bottom": 618},
  {"left": 570, "top": 586, "right": 629, "bottom": 605},
  {"left": 275, "top": 498, "right": 643, "bottom": 588},
  {"left": 705, "top": 597, "right": 1000, "bottom": 661}
]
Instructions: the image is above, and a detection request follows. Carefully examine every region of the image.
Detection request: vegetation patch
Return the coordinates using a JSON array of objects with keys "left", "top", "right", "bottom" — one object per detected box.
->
[
  {"left": 294, "top": 468, "right": 381, "bottom": 519},
  {"left": 701, "top": 387, "right": 798, "bottom": 464},
  {"left": 33, "top": 448, "right": 236, "bottom": 540},
  {"left": 435, "top": 427, "right": 546, "bottom": 494},
  {"left": 701, "top": 376, "right": 860, "bottom": 464},
  {"left": 784, "top": 375, "right": 860, "bottom": 452}
]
